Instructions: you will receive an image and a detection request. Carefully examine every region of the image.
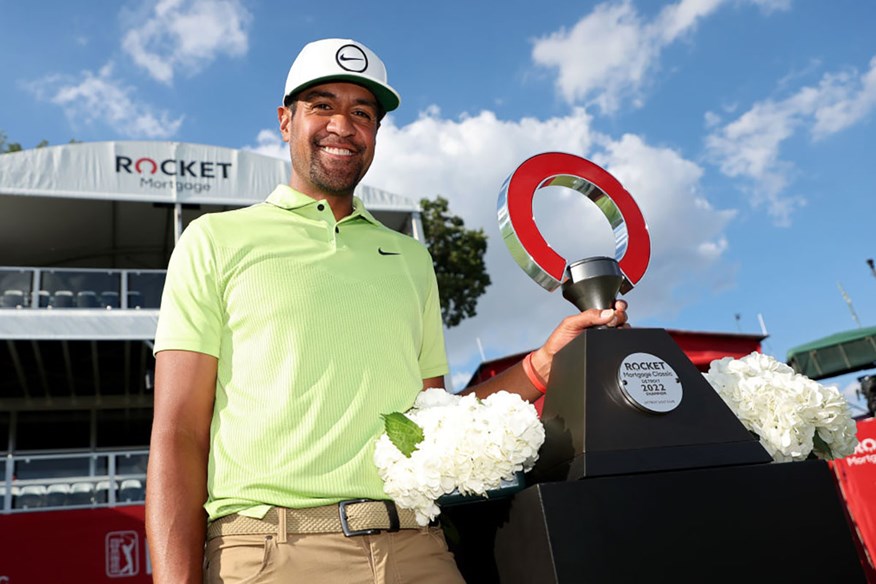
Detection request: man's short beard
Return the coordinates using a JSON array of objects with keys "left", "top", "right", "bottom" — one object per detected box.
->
[{"left": 308, "top": 156, "right": 365, "bottom": 196}]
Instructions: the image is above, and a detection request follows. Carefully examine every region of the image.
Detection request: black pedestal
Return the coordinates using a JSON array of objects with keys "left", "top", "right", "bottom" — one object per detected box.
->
[
  {"left": 533, "top": 328, "right": 771, "bottom": 481},
  {"left": 445, "top": 460, "right": 865, "bottom": 583}
]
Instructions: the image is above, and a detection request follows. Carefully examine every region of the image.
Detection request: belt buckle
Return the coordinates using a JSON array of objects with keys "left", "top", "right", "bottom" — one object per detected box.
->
[{"left": 338, "top": 498, "right": 401, "bottom": 537}]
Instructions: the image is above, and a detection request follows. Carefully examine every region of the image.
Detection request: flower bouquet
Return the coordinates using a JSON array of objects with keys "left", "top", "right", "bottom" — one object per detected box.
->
[
  {"left": 704, "top": 352, "right": 858, "bottom": 462},
  {"left": 373, "top": 388, "right": 545, "bottom": 526}
]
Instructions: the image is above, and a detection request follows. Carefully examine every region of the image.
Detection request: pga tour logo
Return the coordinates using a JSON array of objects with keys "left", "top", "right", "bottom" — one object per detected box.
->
[{"left": 106, "top": 531, "right": 139, "bottom": 578}]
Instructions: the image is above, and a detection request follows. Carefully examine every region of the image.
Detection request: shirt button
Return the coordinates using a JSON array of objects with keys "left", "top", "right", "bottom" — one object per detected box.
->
[
  {"left": 335, "top": 226, "right": 340, "bottom": 233},
  {"left": 317, "top": 204, "right": 325, "bottom": 211}
]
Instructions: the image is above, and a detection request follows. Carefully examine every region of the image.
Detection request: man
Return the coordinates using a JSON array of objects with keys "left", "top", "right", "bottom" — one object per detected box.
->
[{"left": 146, "top": 38, "right": 627, "bottom": 584}]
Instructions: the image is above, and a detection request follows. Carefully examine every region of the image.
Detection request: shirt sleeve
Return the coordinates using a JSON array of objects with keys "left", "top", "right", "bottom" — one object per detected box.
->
[
  {"left": 417, "top": 257, "right": 449, "bottom": 379},
  {"left": 153, "top": 218, "right": 224, "bottom": 358}
]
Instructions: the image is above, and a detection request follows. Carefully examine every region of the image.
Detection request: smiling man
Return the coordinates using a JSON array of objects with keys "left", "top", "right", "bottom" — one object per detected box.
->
[{"left": 146, "top": 38, "right": 626, "bottom": 584}]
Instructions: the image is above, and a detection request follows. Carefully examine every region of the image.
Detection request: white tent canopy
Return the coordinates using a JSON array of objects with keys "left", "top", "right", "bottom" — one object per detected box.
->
[
  {"left": 0, "top": 141, "right": 424, "bottom": 340},
  {"left": 0, "top": 140, "right": 420, "bottom": 211},
  {"left": 0, "top": 141, "right": 423, "bottom": 268}
]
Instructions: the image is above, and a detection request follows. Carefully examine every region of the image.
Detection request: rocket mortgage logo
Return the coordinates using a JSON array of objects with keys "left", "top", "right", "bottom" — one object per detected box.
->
[{"left": 115, "top": 154, "right": 233, "bottom": 195}]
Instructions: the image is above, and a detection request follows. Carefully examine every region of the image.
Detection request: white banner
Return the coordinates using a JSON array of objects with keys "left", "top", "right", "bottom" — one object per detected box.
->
[
  {"left": 0, "top": 141, "right": 287, "bottom": 205},
  {"left": 0, "top": 141, "right": 419, "bottom": 211}
]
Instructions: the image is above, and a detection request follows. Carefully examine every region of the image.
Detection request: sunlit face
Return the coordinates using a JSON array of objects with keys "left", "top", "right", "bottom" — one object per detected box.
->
[{"left": 278, "top": 82, "right": 380, "bottom": 199}]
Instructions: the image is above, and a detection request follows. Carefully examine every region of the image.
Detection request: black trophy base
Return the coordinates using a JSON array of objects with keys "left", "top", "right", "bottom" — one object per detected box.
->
[
  {"left": 444, "top": 460, "right": 865, "bottom": 583},
  {"left": 533, "top": 327, "right": 772, "bottom": 481}
]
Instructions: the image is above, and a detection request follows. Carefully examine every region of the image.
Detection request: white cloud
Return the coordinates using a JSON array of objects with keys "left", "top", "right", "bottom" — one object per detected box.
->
[
  {"left": 450, "top": 370, "right": 474, "bottom": 393},
  {"left": 745, "top": 0, "right": 792, "bottom": 14},
  {"left": 531, "top": 0, "right": 792, "bottom": 114},
  {"left": 704, "top": 111, "right": 722, "bottom": 128},
  {"left": 355, "top": 107, "right": 734, "bottom": 378},
  {"left": 705, "top": 56, "right": 876, "bottom": 224},
  {"left": 839, "top": 379, "right": 871, "bottom": 415},
  {"left": 26, "top": 63, "right": 183, "bottom": 139},
  {"left": 812, "top": 56, "right": 876, "bottom": 139},
  {"left": 531, "top": 0, "right": 724, "bottom": 113},
  {"left": 122, "top": 0, "right": 251, "bottom": 84},
  {"left": 245, "top": 129, "right": 287, "bottom": 159}
]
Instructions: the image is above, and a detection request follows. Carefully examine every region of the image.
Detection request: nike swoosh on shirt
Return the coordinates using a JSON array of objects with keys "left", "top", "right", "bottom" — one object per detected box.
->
[{"left": 378, "top": 248, "right": 401, "bottom": 256}]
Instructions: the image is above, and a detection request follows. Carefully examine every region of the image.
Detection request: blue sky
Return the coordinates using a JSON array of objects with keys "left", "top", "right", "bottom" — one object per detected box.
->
[{"left": 2, "top": 0, "right": 875, "bottom": 410}]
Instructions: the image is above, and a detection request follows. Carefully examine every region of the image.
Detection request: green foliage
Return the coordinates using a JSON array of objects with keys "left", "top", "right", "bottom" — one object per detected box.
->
[
  {"left": 381, "top": 412, "right": 425, "bottom": 458},
  {"left": 0, "top": 131, "right": 53, "bottom": 153},
  {"left": 420, "top": 196, "right": 491, "bottom": 328},
  {"left": 0, "top": 131, "right": 22, "bottom": 153},
  {"left": 812, "top": 431, "right": 832, "bottom": 459}
]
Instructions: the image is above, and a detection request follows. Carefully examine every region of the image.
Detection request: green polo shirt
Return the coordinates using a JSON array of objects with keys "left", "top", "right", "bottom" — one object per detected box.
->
[{"left": 154, "top": 184, "right": 448, "bottom": 520}]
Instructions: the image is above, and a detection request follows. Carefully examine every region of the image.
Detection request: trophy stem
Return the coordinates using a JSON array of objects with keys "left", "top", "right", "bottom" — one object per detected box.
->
[{"left": 561, "top": 257, "right": 623, "bottom": 312}]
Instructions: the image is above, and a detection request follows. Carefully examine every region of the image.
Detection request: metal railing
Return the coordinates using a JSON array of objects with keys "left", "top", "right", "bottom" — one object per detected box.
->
[
  {"left": 1, "top": 449, "right": 148, "bottom": 513},
  {"left": 0, "top": 267, "right": 165, "bottom": 310}
]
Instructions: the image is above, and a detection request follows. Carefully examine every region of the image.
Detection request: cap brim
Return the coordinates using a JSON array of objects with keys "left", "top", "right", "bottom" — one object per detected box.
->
[{"left": 285, "top": 74, "right": 400, "bottom": 112}]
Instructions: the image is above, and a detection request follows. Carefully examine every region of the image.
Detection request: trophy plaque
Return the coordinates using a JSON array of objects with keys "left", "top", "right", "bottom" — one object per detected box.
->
[{"left": 497, "top": 152, "right": 771, "bottom": 481}]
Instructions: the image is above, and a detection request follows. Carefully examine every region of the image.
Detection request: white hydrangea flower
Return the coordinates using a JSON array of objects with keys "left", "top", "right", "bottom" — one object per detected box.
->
[
  {"left": 704, "top": 352, "right": 858, "bottom": 462},
  {"left": 374, "top": 389, "right": 545, "bottom": 525}
]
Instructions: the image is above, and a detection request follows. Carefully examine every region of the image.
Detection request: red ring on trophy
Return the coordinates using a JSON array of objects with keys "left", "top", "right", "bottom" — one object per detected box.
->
[{"left": 497, "top": 152, "right": 650, "bottom": 294}]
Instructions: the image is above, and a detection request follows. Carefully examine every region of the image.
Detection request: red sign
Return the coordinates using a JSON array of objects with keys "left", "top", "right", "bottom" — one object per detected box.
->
[
  {"left": 0, "top": 506, "right": 151, "bottom": 583},
  {"left": 832, "top": 417, "right": 876, "bottom": 580}
]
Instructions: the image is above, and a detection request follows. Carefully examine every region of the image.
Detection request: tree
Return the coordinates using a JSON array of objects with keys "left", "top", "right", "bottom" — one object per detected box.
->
[
  {"left": 420, "top": 196, "right": 491, "bottom": 328},
  {"left": 0, "top": 132, "right": 56, "bottom": 153},
  {"left": 0, "top": 131, "right": 22, "bottom": 153}
]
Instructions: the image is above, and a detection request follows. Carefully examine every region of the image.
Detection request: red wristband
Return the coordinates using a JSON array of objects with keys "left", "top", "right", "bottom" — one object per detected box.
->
[{"left": 522, "top": 351, "right": 548, "bottom": 394}]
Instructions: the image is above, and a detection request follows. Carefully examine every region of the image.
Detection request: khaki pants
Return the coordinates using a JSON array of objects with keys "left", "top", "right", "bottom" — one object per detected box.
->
[{"left": 204, "top": 527, "right": 466, "bottom": 584}]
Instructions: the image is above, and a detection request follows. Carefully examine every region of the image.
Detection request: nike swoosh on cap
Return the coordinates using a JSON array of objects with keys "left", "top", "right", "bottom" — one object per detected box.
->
[
  {"left": 378, "top": 248, "right": 400, "bottom": 256},
  {"left": 338, "top": 55, "right": 364, "bottom": 61}
]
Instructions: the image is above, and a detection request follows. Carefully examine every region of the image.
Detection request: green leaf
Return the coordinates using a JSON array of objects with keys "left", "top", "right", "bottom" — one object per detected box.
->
[
  {"left": 382, "top": 412, "right": 425, "bottom": 458},
  {"left": 812, "top": 431, "right": 832, "bottom": 459}
]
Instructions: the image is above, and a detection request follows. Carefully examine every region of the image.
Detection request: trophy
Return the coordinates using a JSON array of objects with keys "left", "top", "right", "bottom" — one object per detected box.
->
[
  {"left": 497, "top": 152, "right": 770, "bottom": 481},
  {"left": 444, "top": 152, "right": 861, "bottom": 584}
]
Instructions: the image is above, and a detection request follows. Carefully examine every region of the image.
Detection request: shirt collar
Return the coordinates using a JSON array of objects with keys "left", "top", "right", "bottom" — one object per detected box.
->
[{"left": 265, "top": 184, "right": 382, "bottom": 226}]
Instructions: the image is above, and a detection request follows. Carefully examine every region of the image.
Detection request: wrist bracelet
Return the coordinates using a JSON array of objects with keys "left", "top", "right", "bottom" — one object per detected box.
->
[{"left": 522, "top": 351, "right": 548, "bottom": 394}]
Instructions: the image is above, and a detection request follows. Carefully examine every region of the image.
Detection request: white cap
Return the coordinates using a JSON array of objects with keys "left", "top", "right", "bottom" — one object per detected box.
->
[{"left": 283, "top": 38, "right": 400, "bottom": 112}]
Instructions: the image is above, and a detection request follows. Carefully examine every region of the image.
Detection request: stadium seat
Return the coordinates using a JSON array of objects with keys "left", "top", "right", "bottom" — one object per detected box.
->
[
  {"left": 46, "top": 483, "right": 71, "bottom": 507},
  {"left": 127, "top": 290, "right": 142, "bottom": 309},
  {"left": 119, "top": 479, "right": 145, "bottom": 503},
  {"left": 52, "top": 290, "right": 75, "bottom": 308},
  {"left": 95, "top": 480, "right": 119, "bottom": 504},
  {"left": 69, "top": 481, "right": 95, "bottom": 506},
  {"left": 37, "top": 290, "right": 50, "bottom": 308},
  {"left": 0, "top": 485, "right": 9, "bottom": 512},
  {"left": 76, "top": 290, "right": 100, "bottom": 308},
  {"left": 1, "top": 289, "right": 25, "bottom": 309},
  {"left": 4, "top": 486, "right": 20, "bottom": 512},
  {"left": 15, "top": 485, "right": 47, "bottom": 509},
  {"left": 100, "top": 290, "right": 121, "bottom": 309}
]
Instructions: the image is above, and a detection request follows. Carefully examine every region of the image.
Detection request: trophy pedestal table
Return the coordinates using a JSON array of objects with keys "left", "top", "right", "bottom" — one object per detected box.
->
[
  {"left": 445, "top": 459, "right": 865, "bottom": 583},
  {"left": 479, "top": 152, "right": 865, "bottom": 581}
]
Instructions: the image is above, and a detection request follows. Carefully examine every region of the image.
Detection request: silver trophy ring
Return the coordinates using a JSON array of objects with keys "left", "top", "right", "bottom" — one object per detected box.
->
[{"left": 497, "top": 152, "right": 650, "bottom": 294}]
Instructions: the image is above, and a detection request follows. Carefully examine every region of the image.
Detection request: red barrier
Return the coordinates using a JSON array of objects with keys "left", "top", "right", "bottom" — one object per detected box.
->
[
  {"left": 832, "top": 417, "right": 876, "bottom": 581},
  {"left": 0, "top": 505, "right": 151, "bottom": 582},
  {"left": 2, "top": 419, "right": 873, "bottom": 583}
]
